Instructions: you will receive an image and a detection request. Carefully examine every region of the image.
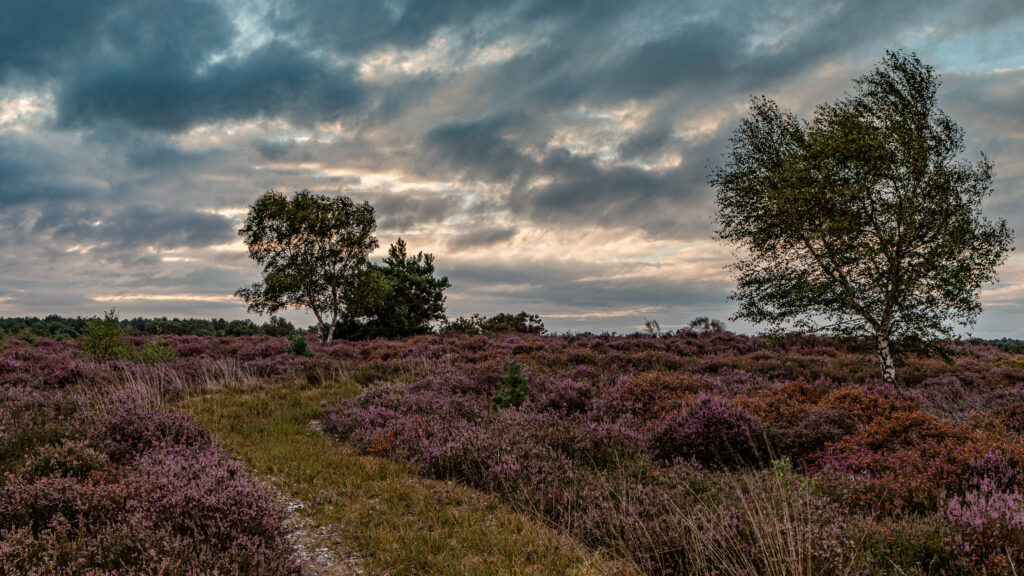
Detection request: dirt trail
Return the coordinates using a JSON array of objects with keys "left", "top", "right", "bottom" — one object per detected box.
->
[
  {"left": 273, "top": 419, "right": 364, "bottom": 576},
  {"left": 283, "top": 498, "right": 366, "bottom": 576}
]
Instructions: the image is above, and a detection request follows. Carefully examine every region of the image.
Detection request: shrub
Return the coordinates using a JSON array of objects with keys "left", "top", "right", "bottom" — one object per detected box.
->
[
  {"left": 284, "top": 334, "right": 313, "bottom": 357},
  {"left": 262, "top": 315, "right": 296, "bottom": 337},
  {"left": 490, "top": 360, "right": 530, "bottom": 410},
  {"left": 946, "top": 477, "right": 1024, "bottom": 574},
  {"left": 22, "top": 439, "right": 110, "bottom": 479},
  {"left": 125, "top": 444, "right": 301, "bottom": 575},
  {"left": 102, "top": 404, "right": 211, "bottom": 463},
  {"left": 79, "top": 310, "right": 133, "bottom": 361},
  {"left": 652, "top": 394, "right": 766, "bottom": 468},
  {"left": 134, "top": 338, "right": 180, "bottom": 365},
  {"left": 530, "top": 376, "right": 592, "bottom": 415},
  {"left": 769, "top": 406, "right": 857, "bottom": 464},
  {"left": 442, "top": 312, "right": 547, "bottom": 335}
]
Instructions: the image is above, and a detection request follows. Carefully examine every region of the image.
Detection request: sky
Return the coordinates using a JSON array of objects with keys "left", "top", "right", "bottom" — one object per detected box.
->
[{"left": 0, "top": 0, "right": 1022, "bottom": 336}]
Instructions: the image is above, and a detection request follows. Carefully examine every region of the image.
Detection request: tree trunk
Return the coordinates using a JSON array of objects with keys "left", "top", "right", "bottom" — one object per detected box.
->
[{"left": 875, "top": 333, "right": 897, "bottom": 385}]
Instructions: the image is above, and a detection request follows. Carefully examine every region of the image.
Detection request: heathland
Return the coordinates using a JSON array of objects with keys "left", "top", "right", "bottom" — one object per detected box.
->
[{"left": 3, "top": 329, "right": 1024, "bottom": 574}]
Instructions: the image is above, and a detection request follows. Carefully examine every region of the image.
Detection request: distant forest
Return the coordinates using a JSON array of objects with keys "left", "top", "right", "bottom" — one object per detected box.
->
[
  {"left": 0, "top": 314, "right": 298, "bottom": 340},
  {"left": 1, "top": 314, "right": 1022, "bottom": 354}
]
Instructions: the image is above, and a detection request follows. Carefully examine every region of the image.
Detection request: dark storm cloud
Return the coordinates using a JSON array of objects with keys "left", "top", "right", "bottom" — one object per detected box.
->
[
  {"left": 255, "top": 140, "right": 298, "bottom": 161},
  {"left": 0, "top": 0, "right": 363, "bottom": 132},
  {"left": 57, "top": 39, "right": 363, "bottom": 132},
  {"left": 273, "top": 0, "right": 507, "bottom": 55},
  {"left": 617, "top": 125, "right": 674, "bottom": 161},
  {"left": 425, "top": 117, "right": 530, "bottom": 181},
  {"left": 0, "top": 0, "right": 128, "bottom": 81}
]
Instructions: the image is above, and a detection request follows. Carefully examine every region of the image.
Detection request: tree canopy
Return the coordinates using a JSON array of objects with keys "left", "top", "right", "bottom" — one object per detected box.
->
[
  {"left": 339, "top": 238, "right": 451, "bottom": 339},
  {"left": 710, "top": 51, "right": 1014, "bottom": 384},
  {"left": 236, "top": 190, "right": 378, "bottom": 342}
]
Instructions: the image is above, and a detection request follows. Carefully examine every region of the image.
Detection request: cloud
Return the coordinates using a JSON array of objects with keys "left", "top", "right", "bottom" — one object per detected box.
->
[
  {"left": 57, "top": 39, "right": 363, "bottom": 132},
  {"left": 0, "top": 0, "right": 128, "bottom": 82},
  {"left": 425, "top": 117, "right": 531, "bottom": 180},
  {"left": 447, "top": 226, "right": 517, "bottom": 251},
  {"left": 42, "top": 205, "right": 236, "bottom": 251},
  {"left": 372, "top": 191, "right": 461, "bottom": 230},
  {"left": 0, "top": 0, "right": 1021, "bottom": 334}
]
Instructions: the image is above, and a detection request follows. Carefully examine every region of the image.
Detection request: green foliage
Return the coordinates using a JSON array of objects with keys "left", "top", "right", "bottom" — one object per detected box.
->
[
  {"left": 224, "top": 319, "right": 259, "bottom": 336},
  {"left": 711, "top": 50, "right": 1013, "bottom": 384},
  {"left": 441, "top": 316, "right": 482, "bottom": 335},
  {"left": 15, "top": 326, "right": 37, "bottom": 344},
  {"left": 689, "top": 317, "right": 727, "bottom": 333},
  {"left": 340, "top": 238, "right": 451, "bottom": 339},
  {"left": 986, "top": 338, "right": 1024, "bottom": 355},
  {"left": 236, "top": 190, "right": 378, "bottom": 342},
  {"left": 80, "top": 310, "right": 134, "bottom": 361},
  {"left": 284, "top": 334, "right": 313, "bottom": 357},
  {"left": 481, "top": 312, "right": 546, "bottom": 335},
  {"left": 262, "top": 316, "right": 296, "bottom": 338},
  {"left": 444, "top": 312, "right": 547, "bottom": 336},
  {"left": 135, "top": 339, "right": 180, "bottom": 365},
  {"left": 0, "top": 315, "right": 304, "bottom": 338},
  {"left": 78, "top": 311, "right": 179, "bottom": 364},
  {"left": 490, "top": 361, "right": 530, "bottom": 410}
]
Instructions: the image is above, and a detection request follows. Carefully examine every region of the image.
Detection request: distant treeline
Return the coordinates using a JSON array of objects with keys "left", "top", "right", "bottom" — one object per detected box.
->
[
  {"left": 0, "top": 311, "right": 549, "bottom": 341},
  {"left": 2, "top": 314, "right": 1021, "bottom": 351},
  {"left": 0, "top": 315, "right": 298, "bottom": 340}
]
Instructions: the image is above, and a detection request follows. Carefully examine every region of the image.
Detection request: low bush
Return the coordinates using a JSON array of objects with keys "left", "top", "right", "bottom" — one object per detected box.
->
[
  {"left": 490, "top": 360, "right": 530, "bottom": 410},
  {"left": 652, "top": 394, "right": 767, "bottom": 467},
  {"left": 102, "top": 403, "right": 211, "bottom": 463}
]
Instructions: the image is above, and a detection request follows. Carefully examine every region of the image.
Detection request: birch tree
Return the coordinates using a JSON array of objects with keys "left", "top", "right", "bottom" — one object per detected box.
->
[
  {"left": 236, "top": 190, "right": 378, "bottom": 342},
  {"left": 711, "top": 51, "right": 1013, "bottom": 384}
]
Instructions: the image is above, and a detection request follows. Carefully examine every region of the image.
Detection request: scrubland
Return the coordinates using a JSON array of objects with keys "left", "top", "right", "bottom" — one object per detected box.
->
[{"left": 3, "top": 331, "right": 1024, "bottom": 574}]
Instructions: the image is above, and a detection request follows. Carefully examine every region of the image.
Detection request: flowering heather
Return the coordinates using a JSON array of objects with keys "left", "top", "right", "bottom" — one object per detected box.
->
[
  {"left": 3, "top": 331, "right": 1024, "bottom": 574},
  {"left": 0, "top": 337, "right": 302, "bottom": 574},
  {"left": 318, "top": 331, "right": 1024, "bottom": 574}
]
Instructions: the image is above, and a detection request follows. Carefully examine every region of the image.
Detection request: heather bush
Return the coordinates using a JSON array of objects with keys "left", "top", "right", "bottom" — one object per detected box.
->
[
  {"left": 651, "top": 394, "right": 767, "bottom": 468},
  {"left": 22, "top": 439, "right": 110, "bottom": 479},
  {"left": 0, "top": 339, "right": 302, "bottom": 574},
  {"left": 7, "top": 328, "right": 1024, "bottom": 574},
  {"left": 315, "top": 332, "right": 1024, "bottom": 573},
  {"left": 102, "top": 403, "right": 211, "bottom": 463},
  {"left": 0, "top": 387, "right": 92, "bottom": 466},
  {"left": 124, "top": 444, "right": 301, "bottom": 575},
  {"left": 765, "top": 407, "right": 858, "bottom": 465},
  {"left": 946, "top": 476, "right": 1024, "bottom": 574},
  {"left": 529, "top": 376, "right": 593, "bottom": 415}
]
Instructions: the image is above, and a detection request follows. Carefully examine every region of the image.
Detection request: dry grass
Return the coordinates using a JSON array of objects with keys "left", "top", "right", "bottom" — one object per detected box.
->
[
  {"left": 179, "top": 371, "right": 639, "bottom": 576},
  {"left": 675, "top": 465, "right": 863, "bottom": 576}
]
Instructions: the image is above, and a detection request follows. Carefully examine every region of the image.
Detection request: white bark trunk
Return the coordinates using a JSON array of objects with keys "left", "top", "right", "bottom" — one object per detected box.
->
[{"left": 876, "top": 334, "right": 897, "bottom": 385}]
